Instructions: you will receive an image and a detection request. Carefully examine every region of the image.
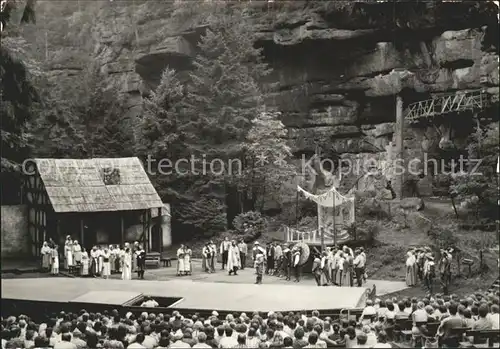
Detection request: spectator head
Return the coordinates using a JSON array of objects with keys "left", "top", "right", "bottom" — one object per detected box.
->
[
  {"left": 448, "top": 303, "right": 458, "bottom": 316},
  {"left": 347, "top": 326, "right": 356, "bottom": 339},
  {"left": 357, "top": 333, "right": 368, "bottom": 345},
  {"left": 216, "top": 326, "right": 224, "bottom": 336},
  {"left": 491, "top": 304, "right": 499, "bottom": 314},
  {"left": 248, "top": 328, "right": 256, "bottom": 337},
  {"left": 197, "top": 332, "right": 207, "bottom": 343},
  {"left": 294, "top": 326, "right": 304, "bottom": 340},
  {"left": 34, "top": 336, "right": 49, "bottom": 348},
  {"left": 398, "top": 302, "right": 405, "bottom": 312},
  {"left": 463, "top": 309, "right": 472, "bottom": 319},
  {"left": 224, "top": 327, "right": 233, "bottom": 337},
  {"left": 135, "top": 333, "right": 145, "bottom": 344},
  {"left": 61, "top": 333, "right": 71, "bottom": 342},
  {"left": 378, "top": 331, "right": 389, "bottom": 343},
  {"left": 237, "top": 334, "right": 246, "bottom": 345},
  {"left": 284, "top": 337, "right": 293, "bottom": 347},
  {"left": 307, "top": 331, "right": 318, "bottom": 345},
  {"left": 478, "top": 304, "right": 489, "bottom": 318},
  {"left": 158, "top": 337, "right": 169, "bottom": 347},
  {"left": 387, "top": 302, "right": 395, "bottom": 312}
]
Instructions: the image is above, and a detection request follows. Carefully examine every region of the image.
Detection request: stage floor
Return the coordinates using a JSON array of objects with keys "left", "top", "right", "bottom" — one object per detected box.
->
[{"left": 2, "top": 277, "right": 371, "bottom": 312}]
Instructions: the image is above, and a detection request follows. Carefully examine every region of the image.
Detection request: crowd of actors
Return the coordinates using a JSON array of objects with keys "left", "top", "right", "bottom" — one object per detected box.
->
[
  {"left": 405, "top": 246, "right": 454, "bottom": 295},
  {"left": 40, "top": 236, "right": 148, "bottom": 281},
  {"left": 311, "top": 246, "right": 367, "bottom": 287}
]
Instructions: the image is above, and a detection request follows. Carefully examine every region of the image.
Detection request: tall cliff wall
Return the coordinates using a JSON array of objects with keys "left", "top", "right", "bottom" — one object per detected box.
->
[{"left": 26, "top": 1, "right": 499, "bottom": 195}]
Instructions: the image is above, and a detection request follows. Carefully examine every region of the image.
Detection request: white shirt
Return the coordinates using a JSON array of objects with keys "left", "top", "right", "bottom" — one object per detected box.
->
[
  {"left": 218, "top": 336, "right": 238, "bottom": 348},
  {"left": 169, "top": 340, "right": 191, "bottom": 348},
  {"left": 373, "top": 343, "right": 392, "bottom": 348},
  {"left": 193, "top": 344, "right": 212, "bottom": 348},
  {"left": 293, "top": 253, "right": 300, "bottom": 267},
  {"left": 127, "top": 343, "right": 146, "bottom": 349}
]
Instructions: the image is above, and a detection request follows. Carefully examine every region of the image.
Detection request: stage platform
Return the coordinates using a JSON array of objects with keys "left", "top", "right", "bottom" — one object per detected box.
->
[{"left": 2, "top": 277, "right": 370, "bottom": 313}]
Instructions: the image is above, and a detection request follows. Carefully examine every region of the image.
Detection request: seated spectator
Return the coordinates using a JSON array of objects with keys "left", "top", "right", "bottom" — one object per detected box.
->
[
  {"left": 354, "top": 332, "right": 369, "bottom": 348},
  {"left": 489, "top": 304, "right": 499, "bottom": 330},
  {"left": 472, "top": 304, "right": 493, "bottom": 331},
  {"left": 395, "top": 302, "right": 409, "bottom": 320},
  {"left": 372, "top": 331, "right": 391, "bottom": 348},
  {"left": 360, "top": 300, "right": 377, "bottom": 324},
  {"left": 293, "top": 326, "right": 307, "bottom": 348},
  {"left": 304, "top": 331, "right": 318, "bottom": 348},
  {"left": 437, "top": 303, "right": 466, "bottom": 348},
  {"left": 283, "top": 336, "right": 293, "bottom": 348}
]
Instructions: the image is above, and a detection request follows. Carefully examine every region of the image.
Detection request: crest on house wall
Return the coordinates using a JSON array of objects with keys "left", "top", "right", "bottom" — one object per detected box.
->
[{"left": 101, "top": 167, "right": 121, "bottom": 185}]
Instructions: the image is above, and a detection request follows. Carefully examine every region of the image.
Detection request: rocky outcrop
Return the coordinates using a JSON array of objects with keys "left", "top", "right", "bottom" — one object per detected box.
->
[{"left": 30, "top": 1, "right": 499, "bottom": 196}]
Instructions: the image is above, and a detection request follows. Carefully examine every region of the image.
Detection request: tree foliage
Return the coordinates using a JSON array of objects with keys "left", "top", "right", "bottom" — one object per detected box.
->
[{"left": 449, "top": 122, "right": 499, "bottom": 219}]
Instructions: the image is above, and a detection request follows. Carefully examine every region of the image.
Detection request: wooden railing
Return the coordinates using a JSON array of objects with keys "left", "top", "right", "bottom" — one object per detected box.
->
[{"left": 406, "top": 89, "right": 489, "bottom": 124}]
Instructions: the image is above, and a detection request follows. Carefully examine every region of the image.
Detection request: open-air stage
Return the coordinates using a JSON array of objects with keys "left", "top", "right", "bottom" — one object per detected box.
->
[{"left": 2, "top": 277, "right": 378, "bottom": 314}]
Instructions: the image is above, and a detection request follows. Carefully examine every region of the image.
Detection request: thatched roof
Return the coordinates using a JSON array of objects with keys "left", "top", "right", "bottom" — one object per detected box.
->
[{"left": 34, "top": 157, "right": 163, "bottom": 213}]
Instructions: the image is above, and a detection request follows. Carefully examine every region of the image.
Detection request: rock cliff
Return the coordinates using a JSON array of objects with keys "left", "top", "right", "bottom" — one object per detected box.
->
[{"left": 29, "top": 0, "right": 499, "bottom": 195}]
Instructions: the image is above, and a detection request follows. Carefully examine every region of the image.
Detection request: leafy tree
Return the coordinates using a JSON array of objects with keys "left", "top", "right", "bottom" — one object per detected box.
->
[
  {"left": 241, "top": 110, "right": 296, "bottom": 212},
  {"left": 450, "top": 122, "right": 499, "bottom": 220},
  {"left": 1, "top": 0, "right": 37, "bottom": 203},
  {"left": 175, "top": 198, "right": 227, "bottom": 239}
]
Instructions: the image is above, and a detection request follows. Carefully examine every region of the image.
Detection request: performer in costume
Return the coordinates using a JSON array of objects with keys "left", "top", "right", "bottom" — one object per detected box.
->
[
  {"left": 176, "top": 244, "right": 186, "bottom": 276},
  {"left": 73, "top": 240, "right": 82, "bottom": 267},
  {"left": 51, "top": 244, "right": 59, "bottom": 275},
  {"left": 416, "top": 248, "right": 425, "bottom": 281},
  {"left": 227, "top": 240, "right": 241, "bottom": 275},
  {"left": 102, "top": 247, "right": 111, "bottom": 279},
  {"left": 132, "top": 241, "right": 140, "bottom": 272},
  {"left": 254, "top": 248, "right": 265, "bottom": 284},
  {"left": 273, "top": 243, "right": 282, "bottom": 276},
  {"left": 281, "top": 244, "right": 291, "bottom": 280},
  {"left": 359, "top": 247, "right": 367, "bottom": 282},
  {"left": 41, "top": 241, "right": 51, "bottom": 272},
  {"left": 90, "top": 246, "right": 99, "bottom": 277},
  {"left": 343, "top": 246, "right": 354, "bottom": 287},
  {"left": 423, "top": 254, "right": 435, "bottom": 294},
  {"left": 292, "top": 247, "right": 302, "bottom": 282},
  {"left": 405, "top": 250, "right": 418, "bottom": 287},
  {"left": 320, "top": 251, "right": 330, "bottom": 285},
  {"left": 312, "top": 254, "right": 322, "bottom": 286},
  {"left": 331, "top": 247, "right": 340, "bottom": 286},
  {"left": 439, "top": 249, "right": 452, "bottom": 295},
  {"left": 96, "top": 246, "right": 104, "bottom": 276},
  {"left": 184, "top": 245, "right": 192, "bottom": 276},
  {"left": 337, "top": 251, "right": 345, "bottom": 286},
  {"left": 136, "top": 246, "right": 146, "bottom": 279},
  {"left": 238, "top": 239, "right": 248, "bottom": 270},
  {"left": 265, "top": 242, "right": 275, "bottom": 275},
  {"left": 80, "top": 248, "right": 89, "bottom": 276},
  {"left": 108, "top": 245, "right": 115, "bottom": 274},
  {"left": 353, "top": 249, "right": 364, "bottom": 287},
  {"left": 64, "top": 236, "right": 73, "bottom": 271},
  {"left": 209, "top": 241, "right": 217, "bottom": 273},
  {"left": 220, "top": 237, "right": 230, "bottom": 270},
  {"left": 113, "top": 245, "right": 121, "bottom": 273},
  {"left": 121, "top": 247, "right": 132, "bottom": 280},
  {"left": 202, "top": 243, "right": 211, "bottom": 273}
]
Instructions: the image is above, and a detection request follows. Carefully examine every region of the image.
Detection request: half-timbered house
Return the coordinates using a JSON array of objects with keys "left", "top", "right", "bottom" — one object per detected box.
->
[{"left": 24, "top": 157, "right": 165, "bottom": 257}]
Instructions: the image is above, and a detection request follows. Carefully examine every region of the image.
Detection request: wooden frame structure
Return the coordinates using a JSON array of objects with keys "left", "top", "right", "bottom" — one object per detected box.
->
[
  {"left": 406, "top": 89, "right": 489, "bottom": 124},
  {"left": 24, "top": 158, "right": 164, "bottom": 257}
]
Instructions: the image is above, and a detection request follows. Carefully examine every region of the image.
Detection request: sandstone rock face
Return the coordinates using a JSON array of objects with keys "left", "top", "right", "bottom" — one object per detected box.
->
[{"left": 30, "top": 1, "right": 499, "bottom": 197}]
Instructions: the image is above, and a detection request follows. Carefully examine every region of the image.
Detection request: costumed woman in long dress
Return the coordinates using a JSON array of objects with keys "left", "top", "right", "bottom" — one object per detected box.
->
[
  {"left": 255, "top": 248, "right": 265, "bottom": 284},
  {"left": 41, "top": 242, "right": 51, "bottom": 272},
  {"left": 227, "top": 240, "right": 241, "bottom": 276},
  {"left": 176, "top": 245, "right": 186, "bottom": 276},
  {"left": 184, "top": 245, "right": 192, "bottom": 276},
  {"left": 81, "top": 248, "right": 89, "bottom": 276},
  {"left": 51, "top": 245, "right": 59, "bottom": 276},
  {"left": 406, "top": 250, "right": 417, "bottom": 287},
  {"left": 73, "top": 240, "right": 82, "bottom": 266},
  {"left": 64, "top": 237, "right": 74, "bottom": 271},
  {"left": 122, "top": 247, "right": 132, "bottom": 280},
  {"left": 108, "top": 245, "right": 115, "bottom": 274},
  {"left": 102, "top": 247, "right": 111, "bottom": 279},
  {"left": 202, "top": 243, "right": 211, "bottom": 273}
]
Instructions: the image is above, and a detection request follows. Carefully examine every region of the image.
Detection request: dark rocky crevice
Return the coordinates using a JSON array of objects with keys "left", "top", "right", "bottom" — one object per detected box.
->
[{"left": 440, "top": 59, "right": 475, "bottom": 70}]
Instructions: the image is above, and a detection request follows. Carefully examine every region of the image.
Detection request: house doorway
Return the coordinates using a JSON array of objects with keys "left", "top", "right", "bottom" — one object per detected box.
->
[{"left": 150, "top": 224, "right": 162, "bottom": 253}]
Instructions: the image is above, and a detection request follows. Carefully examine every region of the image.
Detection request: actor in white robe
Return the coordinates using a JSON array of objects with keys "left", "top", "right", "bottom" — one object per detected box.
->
[
  {"left": 176, "top": 245, "right": 186, "bottom": 276},
  {"left": 227, "top": 241, "right": 241, "bottom": 275},
  {"left": 81, "top": 249, "right": 89, "bottom": 276},
  {"left": 41, "top": 242, "right": 51, "bottom": 271},
  {"left": 51, "top": 246, "right": 59, "bottom": 275},
  {"left": 102, "top": 248, "right": 111, "bottom": 279},
  {"left": 184, "top": 246, "right": 192, "bottom": 275},
  {"left": 121, "top": 248, "right": 132, "bottom": 280},
  {"left": 406, "top": 250, "right": 417, "bottom": 286},
  {"left": 64, "top": 238, "right": 74, "bottom": 270},
  {"left": 73, "top": 240, "right": 82, "bottom": 265}
]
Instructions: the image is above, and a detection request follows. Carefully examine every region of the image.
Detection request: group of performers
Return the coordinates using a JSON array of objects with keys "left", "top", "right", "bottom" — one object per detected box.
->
[
  {"left": 405, "top": 246, "right": 453, "bottom": 294},
  {"left": 311, "top": 245, "right": 367, "bottom": 287},
  {"left": 40, "top": 236, "right": 147, "bottom": 281},
  {"left": 175, "top": 244, "right": 193, "bottom": 276}
]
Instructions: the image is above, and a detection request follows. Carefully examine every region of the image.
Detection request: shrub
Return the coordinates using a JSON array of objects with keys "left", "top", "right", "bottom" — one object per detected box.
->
[{"left": 233, "top": 211, "right": 267, "bottom": 242}]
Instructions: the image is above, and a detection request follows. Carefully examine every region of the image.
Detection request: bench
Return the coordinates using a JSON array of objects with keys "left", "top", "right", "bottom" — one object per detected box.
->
[
  {"left": 161, "top": 257, "right": 175, "bottom": 267},
  {"left": 461, "top": 330, "right": 500, "bottom": 348},
  {"left": 145, "top": 253, "right": 160, "bottom": 268}
]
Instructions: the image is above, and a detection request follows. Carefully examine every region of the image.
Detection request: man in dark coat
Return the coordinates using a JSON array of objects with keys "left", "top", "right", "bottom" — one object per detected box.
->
[
  {"left": 136, "top": 247, "right": 146, "bottom": 280},
  {"left": 265, "top": 243, "right": 275, "bottom": 275}
]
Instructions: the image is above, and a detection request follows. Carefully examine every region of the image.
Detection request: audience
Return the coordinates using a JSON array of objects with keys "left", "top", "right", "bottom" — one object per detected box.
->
[{"left": 1, "top": 289, "right": 499, "bottom": 348}]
